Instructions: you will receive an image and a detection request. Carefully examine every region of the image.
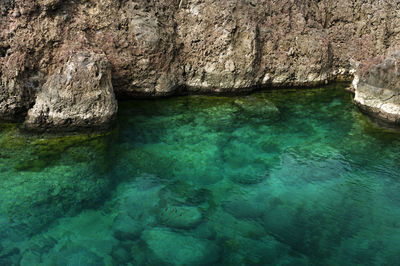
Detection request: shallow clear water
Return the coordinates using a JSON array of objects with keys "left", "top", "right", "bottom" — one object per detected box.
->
[{"left": 1, "top": 84, "right": 400, "bottom": 265}]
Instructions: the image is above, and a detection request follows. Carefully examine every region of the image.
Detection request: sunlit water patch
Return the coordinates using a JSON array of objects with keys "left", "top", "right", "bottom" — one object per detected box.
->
[{"left": 1, "top": 83, "right": 400, "bottom": 265}]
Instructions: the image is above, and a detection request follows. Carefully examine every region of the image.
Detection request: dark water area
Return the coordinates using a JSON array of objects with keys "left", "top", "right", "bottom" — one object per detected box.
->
[{"left": 1, "top": 83, "right": 400, "bottom": 265}]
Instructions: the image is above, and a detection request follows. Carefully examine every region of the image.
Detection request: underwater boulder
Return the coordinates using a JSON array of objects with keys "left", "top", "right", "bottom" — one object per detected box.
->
[
  {"left": 219, "top": 235, "right": 308, "bottom": 265},
  {"left": 234, "top": 95, "right": 279, "bottom": 118},
  {"left": 222, "top": 192, "right": 269, "bottom": 220},
  {"left": 51, "top": 246, "right": 104, "bottom": 266},
  {"left": 115, "top": 177, "right": 163, "bottom": 226},
  {"left": 110, "top": 245, "right": 132, "bottom": 265},
  {"left": 158, "top": 205, "right": 203, "bottom": 229},
  {"left": 112, "top": 212, "right": 143, "bottom": 241},
  {"left": 0, "top": 164, "right": 111, "bottom": 237},
  {"left": 228, "top": 169, "right": 270, "bottom": 185},
  {"left": 191, "top": 222, "right": 217, "bottom": 240},
  {"left": 158, "top": 181, "right": 213, "bottom": 208},
  {"left": 142, "top": 227, "right": 220, "bottom": 265},
  {"left": 207, "top": 208, "right": 267, "bottom": 241},
  {"left": 0, "top": 246, "right": 20, "bottom": 266},
  {"left": 262, "top": 206, "right": 306, "bottom": 250},
  {"left": 20, "top": 250, "right": 41, "bottom": 266}
]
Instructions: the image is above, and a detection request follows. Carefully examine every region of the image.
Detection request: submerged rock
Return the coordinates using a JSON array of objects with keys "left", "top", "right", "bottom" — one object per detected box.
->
[
  {"left": 51, "top": 246, "right": 105, "bottom": 266},
  {"left": 353, "top": 52, "right": 400, "bottom": 125},
  {"left": 0, "top": 164, "right": 112, "bottom": 239},
  {"left": 24, "top": 52, "right": 117, "bottom": 132},
  {"left": 110, "top": 245, "right": 132, "bottom": 265},
  {"left": 222, "top": 192, "right": 269, "bottom": 219},
  {"left": 142, "top": 227, "right": 220, "bottom": 265},
  {"left": 0, "top": 246, "right": 20, "bottom": 266},
  {"left": 115, "top": 177, "right": 163, "bottom": 226},
  {"left": 20, "top": 251, "right": 41, "bottom": 266},
  {"left": 158, "top": 205, "right": 203, "bottom": 229},
  {"left": 234, "top": 96, "right": 279, "bottom": 118},
  {"left": 112, "top": 213, "right": 143, "bottom": 241},
  {"left": 229, "top": 170, "right": 269, "bottom": 185}
]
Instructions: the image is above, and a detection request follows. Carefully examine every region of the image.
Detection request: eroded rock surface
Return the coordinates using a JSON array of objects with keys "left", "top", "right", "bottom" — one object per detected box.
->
[
  {"left": 0, "top": 78, "right": 34, "bottom": 121},
  {"left": 24, "top": 52, "right": 117, "bottom": 131},
  {"left": 0, "top": 0, "right": 400, "bottom": 128},
  {"left": 353, "top": 52, "right": 400, "bottom": 125}
]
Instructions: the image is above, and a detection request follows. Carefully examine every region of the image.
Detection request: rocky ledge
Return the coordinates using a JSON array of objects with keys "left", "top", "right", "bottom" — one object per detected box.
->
[
  {"left": 353, "top": 52, "right": 400, "bottom": 125},
  {"left": 1, "top": 0, "right": 400, "bottom": 130}
]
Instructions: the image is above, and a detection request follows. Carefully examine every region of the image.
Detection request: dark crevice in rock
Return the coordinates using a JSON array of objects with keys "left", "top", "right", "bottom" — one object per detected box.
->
[
  {"left": 113, "top": 81, "right": 352, "bottom": 101},
  {"left": 0, "top": 45, "right": 10, "bottom": 57}
]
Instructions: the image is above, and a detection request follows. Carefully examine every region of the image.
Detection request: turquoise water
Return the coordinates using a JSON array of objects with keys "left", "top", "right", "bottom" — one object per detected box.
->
[{"left": 1, "top": 84, "right": 400, "bottom": 265}]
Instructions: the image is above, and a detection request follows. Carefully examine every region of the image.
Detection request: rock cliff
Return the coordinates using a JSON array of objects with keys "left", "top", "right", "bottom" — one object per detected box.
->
[{"left": 1, "top": 0, "right": 400, "bottom": 129}]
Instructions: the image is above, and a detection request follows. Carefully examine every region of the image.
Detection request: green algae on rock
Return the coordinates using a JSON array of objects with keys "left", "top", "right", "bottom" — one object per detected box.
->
[
  {"left": 0, "top": 124, "right": 118, "bottom": 240},
  {"left": 0, "top": 128, "right": 117, "bottom": 172}
]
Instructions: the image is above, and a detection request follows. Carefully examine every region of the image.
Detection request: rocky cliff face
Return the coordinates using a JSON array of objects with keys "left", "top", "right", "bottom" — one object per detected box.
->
[{"left": 1, "top": 0, "right": 400, "bottom": 129}]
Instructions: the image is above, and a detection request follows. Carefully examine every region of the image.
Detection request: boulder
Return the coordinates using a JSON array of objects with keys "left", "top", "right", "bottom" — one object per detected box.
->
[
  {"left": 142, "top": 227, "right": 220, "bottom": 265},
  {"left": 353, "top": 52, "right": 400, "bottom": 125},
  {"left": 112, "top": 213, "right": 143, "bottom": 241},
  {"left": 158, "top": 205, "right": 203, "bottom": 229},
  {"left": 222, "top": 192, "right": 269, "bottom": 219},
  {"left": 24, "top": 52, "right": 117, "bottom": 132},
  {"left": 51, "top": 246, "right": 104, "bottom": 266}
]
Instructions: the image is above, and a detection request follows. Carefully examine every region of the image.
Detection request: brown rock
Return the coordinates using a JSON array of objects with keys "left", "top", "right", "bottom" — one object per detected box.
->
[
  {"left": 353, "top": 52, "right": 400, "bottom": 125},
  {"left": 11, "top": 10, "right": 20, "bottom": 18},
  {"left": 39, "top": 0, "right": 61, "bottom": 11},
  {"left": 23, "top": 52, "right": 117, "bottom": 132},
  {"left": 0, "top": 79, "right": 33, "bottom": 122}
]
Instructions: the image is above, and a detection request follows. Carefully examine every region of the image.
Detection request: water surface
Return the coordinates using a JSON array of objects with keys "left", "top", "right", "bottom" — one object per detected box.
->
[{"left": 1, "top": 84, "right": 400, "bottom": 265}]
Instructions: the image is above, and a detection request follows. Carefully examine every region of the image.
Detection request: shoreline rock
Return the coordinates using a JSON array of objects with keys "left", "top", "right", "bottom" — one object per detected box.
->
[
  {"left": 23, "top": 52, "right": 117, "bottom": 132},
  {"left": 353, "top": 52, "right": 400, "bottom": 126}
]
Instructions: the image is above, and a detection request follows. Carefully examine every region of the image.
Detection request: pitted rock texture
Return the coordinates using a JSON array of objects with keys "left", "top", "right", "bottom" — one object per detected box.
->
[
  {"left": 353, "top": 52, "right": 400, "bottom": 125},
  {"left": 0, "top": 77, "right": 34, "bottom": 122},
  {"left": 1, "top": 0, "right": 400, "bottom": 128},
  {"left": 23, "top": 52, "right": 117, "bottom": 132}
]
